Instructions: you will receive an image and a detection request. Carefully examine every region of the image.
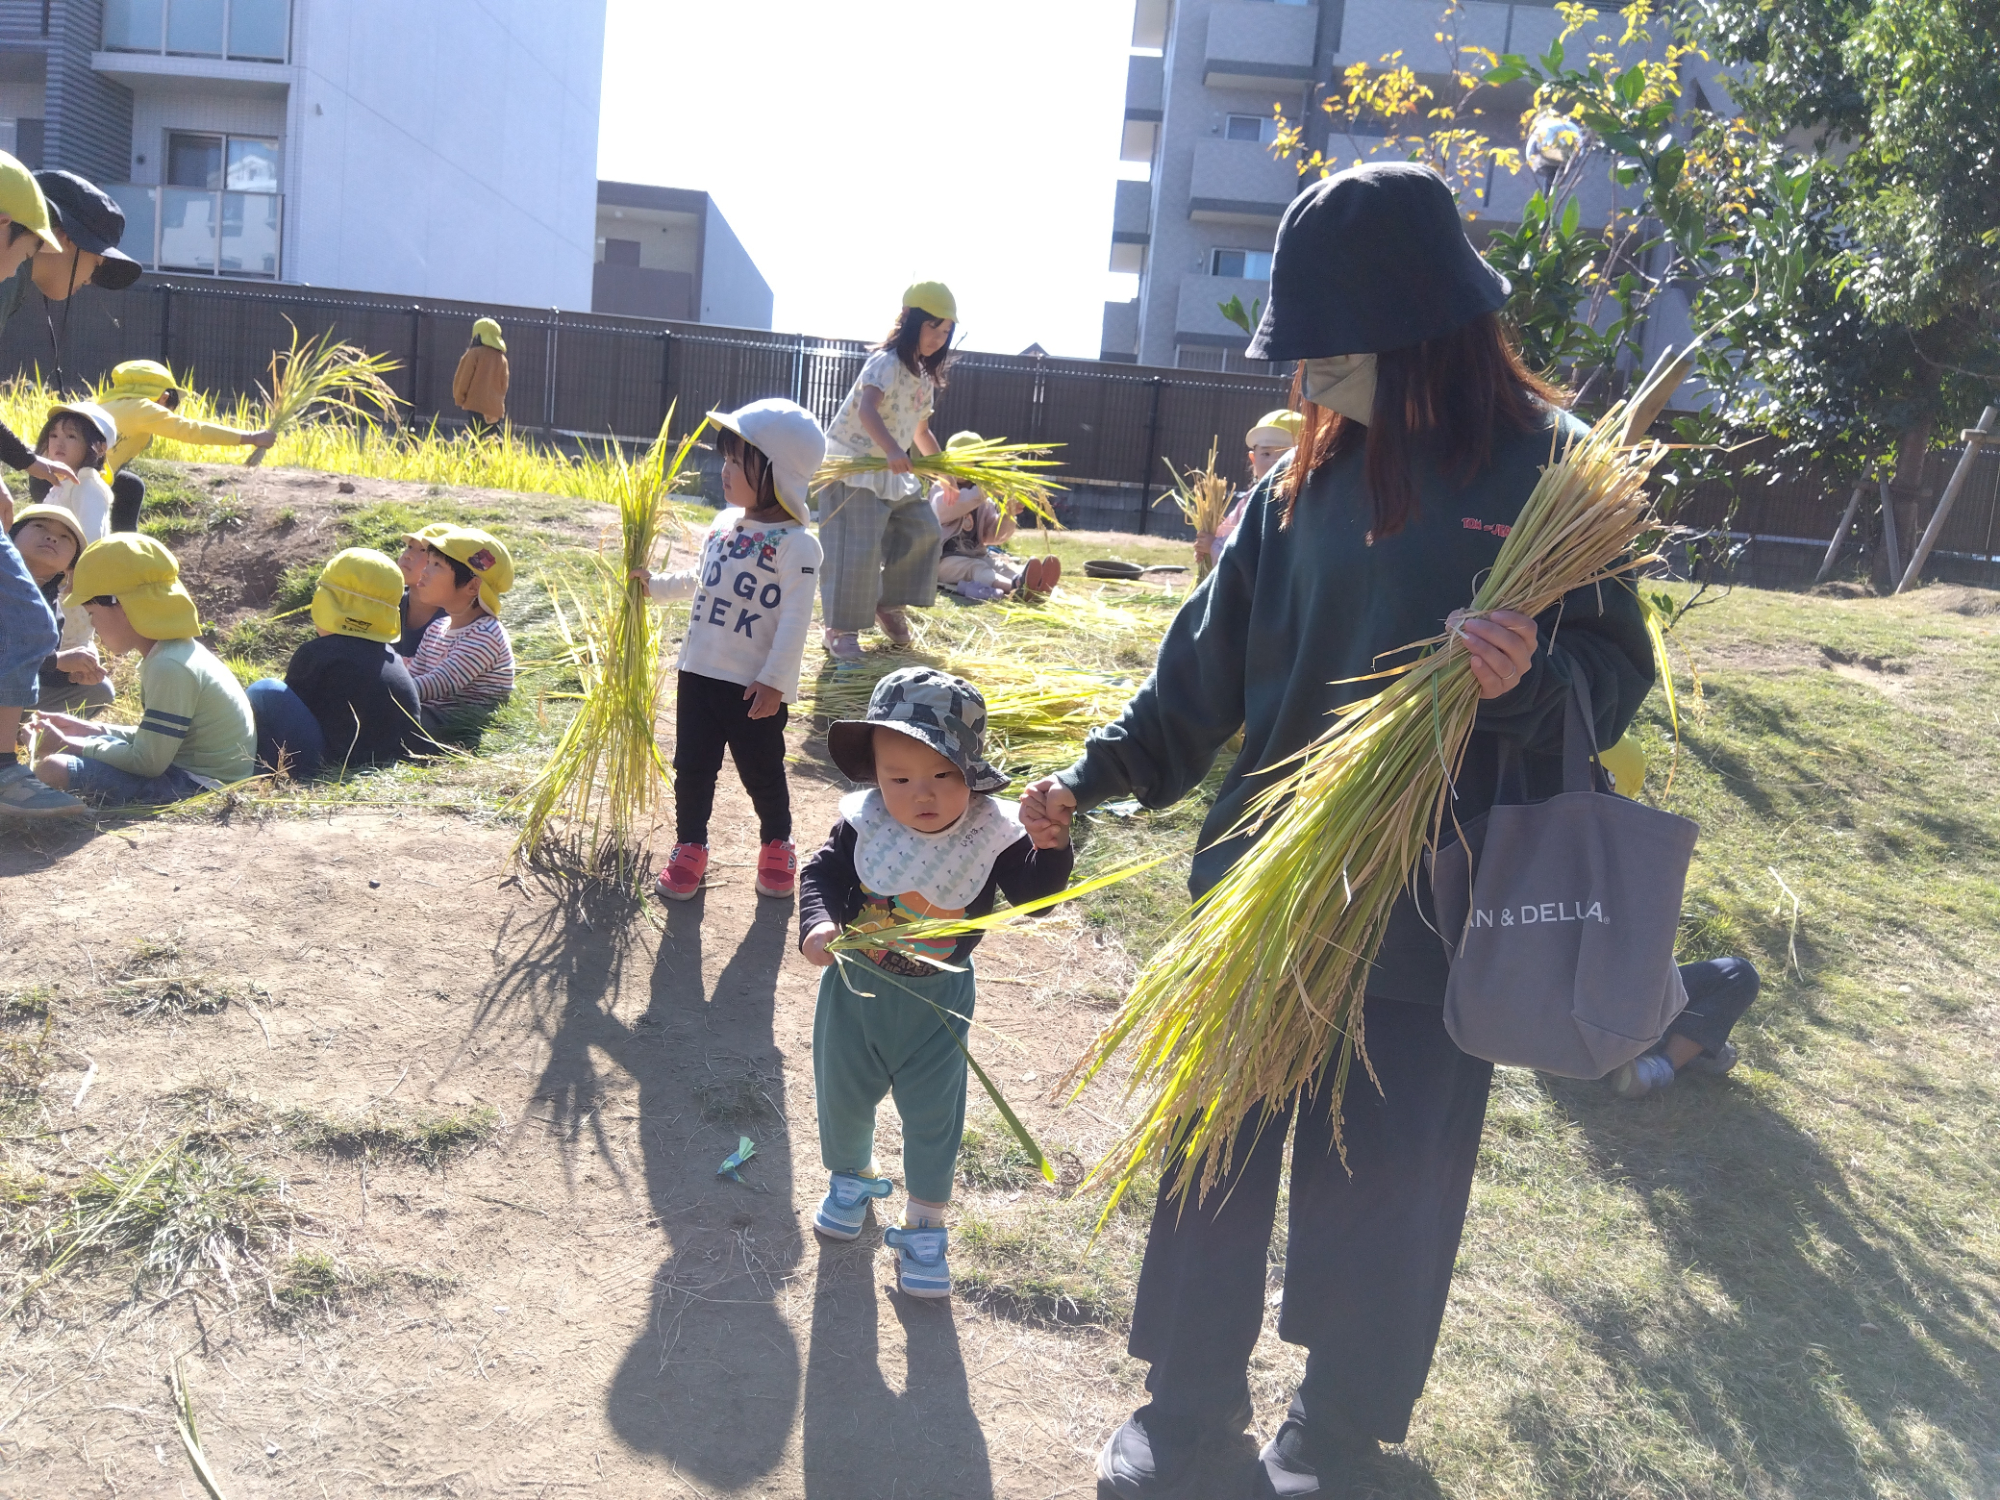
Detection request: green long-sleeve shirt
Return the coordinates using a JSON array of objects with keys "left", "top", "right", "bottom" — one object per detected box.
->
[
  {"left": 1058, "top": 406, "right": 1655, "bottom": 1004},
  {"left": 73, "top": 638, "right": 256, "bottom": 784}
]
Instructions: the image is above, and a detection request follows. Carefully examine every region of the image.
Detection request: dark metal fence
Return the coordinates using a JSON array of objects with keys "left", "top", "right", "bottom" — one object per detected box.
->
[{"left": 0, "top": 274, "right": 1288, "bottom": 511}]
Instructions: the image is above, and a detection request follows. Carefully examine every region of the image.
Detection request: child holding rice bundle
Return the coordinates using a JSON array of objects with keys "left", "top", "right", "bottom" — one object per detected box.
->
[
  {"left": 31, "top": 534, "right": 255, "bottom": 807},
  {"left": 405, "top": 525, "right": 517, "bottom": 734},
  {"left": 817, "top": 282, "right": 956, "bottom": 660},
  {"left": 98, "top": 360, "right": 275, "bottom": 532},
  {"left": 634, "top": 399, "right": 826, "bottom": 902},
  {"left": 930, "top": 429, "right": 1061, "bottom": 602},
  {"left": 1204, "top": 408, "right": 1303, "bottom": 564},
  {"left": 247, "top": 548, "right": 422, "bottom": 779},
  {"left": 799, "top": 667, "right": 1072, "bottom": 1297},
  {"left": 1022, "top": 164, "right": 1654, "bottom": 1496}
]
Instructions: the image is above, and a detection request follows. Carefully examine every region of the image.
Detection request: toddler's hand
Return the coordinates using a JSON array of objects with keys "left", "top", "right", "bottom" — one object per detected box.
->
[
  {"left": 801, "top": 921, "right": 839, "bottom": 968},
  {"left": 744, "top": 681, "right": 784, "bottom": 720},
  {"left": 1019, "top": 776, "right": 1077, "bottom": 849}
]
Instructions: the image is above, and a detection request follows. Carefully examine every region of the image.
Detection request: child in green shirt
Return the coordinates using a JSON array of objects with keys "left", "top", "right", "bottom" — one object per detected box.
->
[{"left": 31, "top": 534, "right": 254, "bottom": 805}]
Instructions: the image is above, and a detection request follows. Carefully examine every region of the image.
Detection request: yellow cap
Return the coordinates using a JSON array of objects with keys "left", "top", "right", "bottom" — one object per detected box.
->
[
  {"left": 426, "top": 525, "right": 513, "bottom": 617},
  {"left": 7, "top": 503, "right": 89, "bottom": 564},
  {"left": 0, "top": 152, "right": 60, "bottom": 253},
  {"left": 902, "top": 281, "right": 957, "bottom": 322},
  {"left": 108, "top": 359, "right": 178, "bottom": 400},
  {"left": 944, "top": 430, "right": 985, "bottom": 452},
  {"left": 1598, "top": 732, "right": 1646, "bottom": 799},
  {"left": 472, "top": 317, "right": 506, "bottom": 352},
  {"left": 402, "top": 522, "right": 455, "bottom": 546},
  {"left": 311, "top": 547, "right": 404, "bottom": 643},
  {"left": 70, "top": 534, "right": 200, "bottom": 640},
  {"left": 1246, "top": 409, "right": 1304, "bottom": 447}
]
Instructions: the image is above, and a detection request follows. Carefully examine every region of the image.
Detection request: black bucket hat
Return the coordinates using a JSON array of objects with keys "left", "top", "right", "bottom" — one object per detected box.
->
[
  {"left": 1245, "top": 162, "right": 1510, "bottom": 361},
  {"left": 34, "top": 171, "right": 143, "bottom": 290}
]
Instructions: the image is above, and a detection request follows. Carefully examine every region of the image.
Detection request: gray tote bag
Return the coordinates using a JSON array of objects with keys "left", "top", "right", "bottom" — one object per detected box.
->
[{"left": 1429, "top": 674, "right": 1698, "bottom": 1078}]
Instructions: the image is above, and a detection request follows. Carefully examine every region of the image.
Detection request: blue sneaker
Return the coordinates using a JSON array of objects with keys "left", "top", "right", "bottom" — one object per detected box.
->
[
  {"left": 884, "top": 1225, "right": 951, "bottom": 1298},
  {"left": 1611, "top": 1053, "right": 1676, "bottom": 1098},
  {"left": 0, "top": 761, "right": 83, "bottom": 819},
  {"left": 814, "top": 1172, "right": 892, "bottom": 1241}
]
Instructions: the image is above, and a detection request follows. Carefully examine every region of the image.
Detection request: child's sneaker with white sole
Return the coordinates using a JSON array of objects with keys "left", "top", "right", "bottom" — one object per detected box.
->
[
  {"left": 884, "top": 1224, "right": 951, "bottom": 1298},
  {"left": 814, "top": 1171, "right": 893, "bottom": 1241}
]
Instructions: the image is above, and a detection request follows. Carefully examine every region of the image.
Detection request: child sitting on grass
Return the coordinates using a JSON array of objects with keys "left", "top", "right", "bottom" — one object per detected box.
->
[
  {"left": 799, "top": 666, "right": 1073, "bottom": 1298},
  {"left": 31, "top": 401, "right": 115, "bottom": 543},
  {"left": 405, "top": 525, "right": 516, "bottom": 735},
  {"left": 30, "top": 534, "right": 254, "bottom": 806},
  {"left": 247, "top": 548, "right": 422, "bottom": 779},
  {"left": 930, "top": 431, "right": 1060, "bottom": 603},
  {"left": 0, "top": 505, "right": 75, "bottom": 817},
  {"left": 635, "top": 399, "right": 826, "bottom": 902},
  {"left": 7, "top": 503, "right": 111, "bottom": 715},
  {"left": 394, "top": 523, "right": 452, "bottom": 658}
]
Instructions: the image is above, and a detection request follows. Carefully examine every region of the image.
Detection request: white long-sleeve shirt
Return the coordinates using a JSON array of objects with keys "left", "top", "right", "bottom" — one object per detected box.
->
[
  {"left": 49, "top": 469, "right": 112, "bottom": 652},
  {"left": 647, "top": 508, "right": 821, "bottom": 702}
]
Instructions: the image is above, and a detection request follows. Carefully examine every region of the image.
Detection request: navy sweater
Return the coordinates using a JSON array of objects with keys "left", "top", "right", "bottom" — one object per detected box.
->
[
  {"left": 283, "top": 633, "right": 423, "bottom": 768},
  {"left": 1057, "top": 408, "right": 1654, "bottom": 1004}
]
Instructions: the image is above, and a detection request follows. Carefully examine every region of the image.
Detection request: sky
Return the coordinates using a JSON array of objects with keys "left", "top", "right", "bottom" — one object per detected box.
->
[{"left": 597, "top": 0, "right": 1137, "bottom": 356}]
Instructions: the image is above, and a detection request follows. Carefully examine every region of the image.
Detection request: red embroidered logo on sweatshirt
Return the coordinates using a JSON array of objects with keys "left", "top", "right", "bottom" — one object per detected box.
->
[{"left": 1462, "top": 517, "right": 1511, "bottom": 538}]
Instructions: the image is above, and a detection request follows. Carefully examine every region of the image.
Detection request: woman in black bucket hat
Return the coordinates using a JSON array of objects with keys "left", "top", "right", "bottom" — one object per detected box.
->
[{"left": 1021, "top": 163, "right": 1656, "bottom": 1496}]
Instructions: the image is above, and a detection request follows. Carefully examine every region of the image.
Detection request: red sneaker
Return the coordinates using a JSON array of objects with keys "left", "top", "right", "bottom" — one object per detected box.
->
[
  {"left": 756, "top": 839, "right": 797, "bottom": 898},
  {"left": 657, "top": 843, "right": 709, "bottom": 901}
]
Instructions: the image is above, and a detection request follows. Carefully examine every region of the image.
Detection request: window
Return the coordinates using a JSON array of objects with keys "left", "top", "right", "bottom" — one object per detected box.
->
[
  {"left": 602, "top": 237, "right": 641, "bottom": 267},
  {"left": 167, "top": 132, "right": 280, "bottom": 190},
  {"left": 1210, "top": 248, "right": 1273, "bottom": 279},
  {"left": 103, "top": 0, "right": 290, "bottom": 61},
  {"left": 1225, "top": 114, "right": 1277, "bottom": 144}
]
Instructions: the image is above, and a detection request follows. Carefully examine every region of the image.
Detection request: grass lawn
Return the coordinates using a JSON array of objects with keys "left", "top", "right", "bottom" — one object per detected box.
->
[{"left": 11, "top": 454, "right": 1999, "bottom": 1497}]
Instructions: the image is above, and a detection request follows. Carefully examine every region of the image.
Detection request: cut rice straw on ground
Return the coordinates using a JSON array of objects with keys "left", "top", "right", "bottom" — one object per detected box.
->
[
  {"left": 1068, "top": 354, "right": 1691, "bottom": 1221},
  {"left": 510, "top": 409, "right": 703, "bottom": 885},
  {"left": 243, "top": 319, "right": 405, "bottom": 466},
  {"left": 815, "top": 436, "right": 1065, "bottom": 525}
]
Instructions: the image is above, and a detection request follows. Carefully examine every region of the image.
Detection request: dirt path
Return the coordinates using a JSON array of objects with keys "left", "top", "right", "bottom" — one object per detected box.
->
[{"left": 0, "top": 757, "right": 1156, "bottom": 1497}]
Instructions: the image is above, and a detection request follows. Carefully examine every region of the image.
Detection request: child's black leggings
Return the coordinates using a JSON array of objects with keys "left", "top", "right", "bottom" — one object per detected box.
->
[{"left": 673, "top": 670, "right": 791, "bottom": 846}]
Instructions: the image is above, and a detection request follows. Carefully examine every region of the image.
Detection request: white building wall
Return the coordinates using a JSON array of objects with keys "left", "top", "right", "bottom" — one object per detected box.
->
[
  {"left": 698, "top": 201, "right": 774, "bottom": 330},
  {"left": 286, "top": 0, "right": 603, "bottom": 307}
]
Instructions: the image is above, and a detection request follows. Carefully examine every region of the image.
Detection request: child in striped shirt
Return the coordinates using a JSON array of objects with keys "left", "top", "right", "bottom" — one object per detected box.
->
[{"left": 405, "top": 525, "right": 515, "bottom": 735}]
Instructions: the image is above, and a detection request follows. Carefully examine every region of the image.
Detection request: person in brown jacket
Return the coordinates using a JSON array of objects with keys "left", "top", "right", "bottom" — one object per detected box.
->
[{"left": 452, "top": 317, "right": 509, "bottom": 432}]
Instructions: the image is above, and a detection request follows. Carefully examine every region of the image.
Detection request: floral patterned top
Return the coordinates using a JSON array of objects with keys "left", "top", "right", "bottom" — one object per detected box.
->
[{"left": 824, "top": 349, "right": 936, "bottom": 501}]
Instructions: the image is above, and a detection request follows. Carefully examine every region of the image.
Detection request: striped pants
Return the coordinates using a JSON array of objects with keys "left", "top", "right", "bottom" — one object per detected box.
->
[{"left": 817, "top": 480, "right": 942, "bottom": 633}]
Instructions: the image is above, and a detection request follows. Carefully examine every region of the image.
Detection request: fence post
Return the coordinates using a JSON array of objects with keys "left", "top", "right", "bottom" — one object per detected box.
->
[
  {"left": 792, "top": 334, "right": 805, "bottom": 405},
  {"left": 158, "top": 283, "right": 173, "bottom": 368},
  {"left": 1136, "top": 376, "right": 1164, "bottom": 535},
  {"left": 407, "top": 304, "right": 423, "bottom": 420},
  {"left": 660, "top": 329, "right": 674, "bottom": 432},
  {"left": 544, "top": 308, "right": 559, "bottom": 432}
]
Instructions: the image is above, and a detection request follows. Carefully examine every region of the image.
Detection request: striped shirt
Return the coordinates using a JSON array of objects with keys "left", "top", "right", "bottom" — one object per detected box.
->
[{"left": 409, "top": 612, "right": 515, "bottom": 708}]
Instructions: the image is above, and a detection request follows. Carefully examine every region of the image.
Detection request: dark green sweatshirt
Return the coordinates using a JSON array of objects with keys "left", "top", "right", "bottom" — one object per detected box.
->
[{"left": 1056, "top": 407, "right": 1655, "bottom": 1004}]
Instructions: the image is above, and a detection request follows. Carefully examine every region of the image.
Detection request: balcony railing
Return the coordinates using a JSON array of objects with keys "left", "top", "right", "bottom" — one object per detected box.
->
[
  {"left": 107, "top": 185, "right": 283, "bottom": 279},
  {"left": 102, "top": 0, "right": 291, "bottom": 63}
]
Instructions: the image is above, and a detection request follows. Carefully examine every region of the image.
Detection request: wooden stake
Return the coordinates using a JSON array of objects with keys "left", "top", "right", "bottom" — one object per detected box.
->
[
  {"left": 1896, "top": 405, "right": 1998, "bottom": 594},
  {"left": 1815, "top": 484, "right": 1867, "bottom": 585},
  {"left": 1879, "top": 479, "right": 1902, "bottom": 585}
]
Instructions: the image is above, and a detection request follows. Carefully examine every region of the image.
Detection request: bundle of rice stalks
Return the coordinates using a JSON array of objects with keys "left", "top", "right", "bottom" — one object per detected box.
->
[
  {"left": 1159, "top": 438, "right": 1235, "bottom": 579},
  {"left": 511, "top": 409, "right": 704, "bottom": 884},
  {"left": 816, "top": 435, "right": 1065, "bottom": 525},
  {"left": 245, "top": 320, "right": 404, "bottom": 467},
  {"left": 1069, "top": 353, "right": 1690, "bottom": 1217}
]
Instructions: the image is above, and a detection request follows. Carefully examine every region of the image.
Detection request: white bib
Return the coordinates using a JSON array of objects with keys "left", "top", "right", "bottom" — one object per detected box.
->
[{"left": 842, "top": 788, "right": 1024, "bottom": 911}]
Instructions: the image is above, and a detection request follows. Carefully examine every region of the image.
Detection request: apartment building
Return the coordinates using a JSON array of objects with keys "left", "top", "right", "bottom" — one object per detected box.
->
[
  {"left": 593, "top": 181, "right": 773, "bottom": 331},
  {"left": 0, "top": 0, "right": 603, "bottom": 307},
  {"left": 1103, "top": 0, "right": 1629, "bottom": 370}
]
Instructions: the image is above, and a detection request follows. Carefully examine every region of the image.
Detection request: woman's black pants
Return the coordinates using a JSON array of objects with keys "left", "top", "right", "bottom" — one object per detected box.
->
[
  {"left": 672, "top": 669, "right": 791, "bottom": 846},
  {"left": 1128, "top": 996, "right": 1493, "bottom": 1444}
]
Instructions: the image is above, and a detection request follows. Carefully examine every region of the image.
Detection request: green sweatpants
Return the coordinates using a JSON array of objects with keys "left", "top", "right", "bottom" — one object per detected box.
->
[{"left": 813, "top": 953, "right": 976, "bottom": 1205}]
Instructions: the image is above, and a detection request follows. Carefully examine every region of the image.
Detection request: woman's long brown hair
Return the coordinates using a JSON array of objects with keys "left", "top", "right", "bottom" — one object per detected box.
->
[{"left": 1279, "top": 312, "right": 1567, "bottom": 536}]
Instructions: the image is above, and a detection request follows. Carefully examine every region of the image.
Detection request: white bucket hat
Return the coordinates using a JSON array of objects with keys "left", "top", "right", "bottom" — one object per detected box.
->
[{"left": 707, "top": 398, "right": 827, "bottom": 526}]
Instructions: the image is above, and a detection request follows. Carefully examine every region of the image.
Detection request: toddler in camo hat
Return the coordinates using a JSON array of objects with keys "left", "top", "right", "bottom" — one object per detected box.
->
[{"left": 797, "top": 664, "right": 1073, "bottom": 1301}]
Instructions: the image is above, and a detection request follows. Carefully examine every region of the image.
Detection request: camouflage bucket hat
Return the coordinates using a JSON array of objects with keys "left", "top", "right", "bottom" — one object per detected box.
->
[{"left": 827, "top": 665, "right": 1009, "bottom": 794}]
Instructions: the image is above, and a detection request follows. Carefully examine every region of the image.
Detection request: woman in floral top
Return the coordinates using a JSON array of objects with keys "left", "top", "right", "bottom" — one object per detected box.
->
[{"left": 817, "top": 281, "right": 956, "bottom": 661}]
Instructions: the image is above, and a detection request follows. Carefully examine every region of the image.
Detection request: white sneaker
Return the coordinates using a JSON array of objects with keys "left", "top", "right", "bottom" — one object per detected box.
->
[
  {"left": 823, "top": 629, "right": 863, "bottom": 662},
  {"left": 1611, "top": 1053, "right": 1676, "bottom": 1098}
]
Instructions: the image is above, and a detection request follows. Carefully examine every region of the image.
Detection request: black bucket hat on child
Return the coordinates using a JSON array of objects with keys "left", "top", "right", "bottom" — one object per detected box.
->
[
  {"left": 827, "top": 666, "right": 1010, "bottom": 795},
  {"left": 34, "top": 171, "right": 142, "bottom": 290},
  {"left": 1244, "top": 162, "right": 1510, "bottom": 360}
]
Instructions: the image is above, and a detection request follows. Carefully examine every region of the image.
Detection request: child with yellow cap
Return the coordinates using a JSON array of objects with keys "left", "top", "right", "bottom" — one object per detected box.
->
[
  {"left": 817, "top": 281, "right": 956, "bottom": 660},
  {"left": 97, "top": 360, "right": 275, "bottom": 531},
  {"left": 452, "top": 319, "right": 510, "bottom": 431},
  {"left": 405, "top": 525, "right": 516, "bottom": 734},
  {"left": 394, "top": 522, "right": 455, "bottom": 657},
  {"left": 1199, "top": 409, "right": 1303, "bottom": 571},
  {"left": 246, "top": 548, "right": 422, "bottom": 779},
  {"left": 6, "top": 503, "right": 110, "bottom": 716},
  {"left": 30, "top": 534, "right": 255, "bottom": 806}
]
